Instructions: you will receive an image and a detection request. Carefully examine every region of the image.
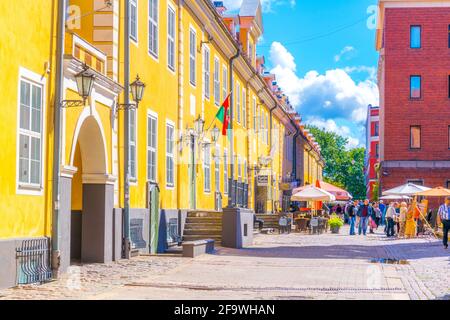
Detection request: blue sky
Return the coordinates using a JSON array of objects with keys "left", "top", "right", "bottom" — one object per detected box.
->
[{"left": 223, "top": 0, "right": 380, "bottom": 148}]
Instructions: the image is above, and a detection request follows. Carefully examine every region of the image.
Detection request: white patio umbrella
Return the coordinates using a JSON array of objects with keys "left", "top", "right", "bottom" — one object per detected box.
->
[
  {"left": 382, "top": 183, "right": 431, "bottom": 196},
  {"left": 291, "top": 186, "right": 336, "bottom": 202},
  {"left": 379, "top": 195, "right": 412, "bottom": 200}
]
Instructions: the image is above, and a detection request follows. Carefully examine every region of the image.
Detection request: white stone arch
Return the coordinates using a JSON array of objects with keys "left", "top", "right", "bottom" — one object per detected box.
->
[{"left": 69, "top": 106, "right": 109, "bottom": 176}]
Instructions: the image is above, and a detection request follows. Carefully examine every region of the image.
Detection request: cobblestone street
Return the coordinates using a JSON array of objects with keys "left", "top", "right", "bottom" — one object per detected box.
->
[{"left": 1, "top": 226, "right": 448, "bottom": 300}]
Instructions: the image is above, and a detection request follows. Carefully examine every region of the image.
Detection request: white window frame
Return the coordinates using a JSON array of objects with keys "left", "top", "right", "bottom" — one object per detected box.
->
[
  {"left": 243, "top": 159, "right": 247, "bottom": 183},
  {"left": 129, "top": 108, "right": 138, "bottom": 182},
  {"left": 237, "top": 156, "right": 242, "bottom": 182},
  {"left": 16, "top": 67, "right": 46, "bottom": 195},
  {"left": 214, "top": 146, "right": 220, "bottom": 192},
  {"left": 167, "top": 4, "right": 176, "bottom": 71},
  {"left": 203, "top": 142, "right": 211, "bottom": 192},
  {"left": 242, "top": 88, "right": 246, "bottom": 128},
  {"left": 165, "top": 120, "right": 175, "bottom": 188},
  {"left": 213, "top": 57, "right": 220, "bottom": 106},
  {"left": 236, "top": 82, "right": 241, "bottom": 123},
  {"left": 252, "top": 97, "right": 257, "bottom": 131},
  {"left": 203, "top": 46, "right": 210, "bottom": 99},
  {"left": 223, "top": 149, "right": 228, "bottom": 195},
  {"left": 130, "top": 0, "right": 138, "bottom": 44},
  {"left": 222, "top": 65, "right": 228, "bottom": 101},
  {"left": 148, "top": 0, "right": 159, "bottom": 58},
  {"left": 147, "top": 110, "right": 158, "bottom": 182},
  {"left": 189, "top": 27, "right": 196, "bottom": 86}
]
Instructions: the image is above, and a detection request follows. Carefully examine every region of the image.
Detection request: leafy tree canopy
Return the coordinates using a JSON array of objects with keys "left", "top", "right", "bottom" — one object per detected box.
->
[{"left": 306, "top": 126, "right": 366, "bottom": 200}]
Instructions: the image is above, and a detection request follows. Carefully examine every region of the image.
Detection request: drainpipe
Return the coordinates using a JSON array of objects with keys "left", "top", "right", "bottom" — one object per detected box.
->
[
  {"left": 176, "top": 0, "right": 183, "bottom": 233},
  {"left": 269, "top": 104, "right": 277, "bottom": 213},
  {"left": 51, "top": 0, "right": 66, "bottom": 277},
  {"left": 123, "top": 0, "right": 131, "bottom": 259},
  {"left": 292, "top": 122, "right": 300, "bottom": 183},
  {"left": 227, "top": 48, "right": 240, "bottom": 208}
]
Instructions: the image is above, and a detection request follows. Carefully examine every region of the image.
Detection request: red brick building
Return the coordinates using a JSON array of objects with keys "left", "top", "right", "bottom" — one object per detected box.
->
[
  {"left": 365, "top": 105, "right": 380, "bottom": 200},
  {"left": 376, "top": 0, "right": 450, "bottom": 194}
]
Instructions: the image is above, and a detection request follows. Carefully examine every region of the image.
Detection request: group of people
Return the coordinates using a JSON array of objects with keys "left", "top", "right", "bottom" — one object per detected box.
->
[
  {"left": 339, "top": 197, "right": 450, "bottom": 249},
  {"left": 342, "top": 200, "right": 383, "bottom": 236}
]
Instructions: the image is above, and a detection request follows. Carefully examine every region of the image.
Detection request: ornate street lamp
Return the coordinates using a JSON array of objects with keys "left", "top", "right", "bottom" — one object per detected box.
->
[
  {"left": 130, "top": 75, "right": 145, "bottom": 105},
  {"left": 61, "top": 64, "right": 95, "bottom": 108},
  {"left": 194, "top": 115, "right": 205, "bottom": 137},
  {"left": 116, "top": 74, "right": 146, "bottom": 117},
  {"left": 211, "top": 125, "right": 220, "bottom": 143}
]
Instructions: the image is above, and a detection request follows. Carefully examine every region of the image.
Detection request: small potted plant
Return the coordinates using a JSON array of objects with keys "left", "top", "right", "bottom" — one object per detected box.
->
[{"left": 328, "top": 214, "right": 344, "bottom": 234}]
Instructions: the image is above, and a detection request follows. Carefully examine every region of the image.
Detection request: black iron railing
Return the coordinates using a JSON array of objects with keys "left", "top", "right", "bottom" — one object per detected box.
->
[
  {"left": 228, "top": 179, "right": 249, "bottom": 208},
  {"left": 16, "top": 238, "right": 52, "bottom": 285}
]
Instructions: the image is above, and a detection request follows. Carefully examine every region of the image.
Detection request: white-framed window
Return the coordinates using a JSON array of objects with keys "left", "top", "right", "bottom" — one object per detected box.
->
[
  {"left": 265, "top": 114, "right": 269, "bottom": 143},
  {"left": 129, "top": 108, "right": 137, "bottom": 181},
  {"left": 214, "top": 146, "right": 220, "bottom": 192},
  {"left": 243, "top": 159, "right": 247, "bottom": 183},
  {"left": 237, "top": 156, "right": 242, "bottom": 182},
  {"left": 224, "top": 149, "right": 228, "bottom": 194},
  {"left": 167, "top": 5, "right": 175, "bottom": 71},
  {"left": 222, "top": 66, "right": 228, "bottom": 100},
  {"left": 130, "top": 0, "right": 138, "bottom": 42},
  {"left": 242, "top": 89, "right": 246, "bottom": 128},
  {"left": 248, "top": 42, "right": 253, "bottom": 64},
  {"left": 189, "top": 28, "right": 196, "bottom": 86},
  {"left": 252, "top": 97, "right": 257, "bottom": 130},
  {"left": 166, "top": 122, "right": 175, "bottom": 187},
  {"left": 17, "top": 77, "right": 44, "bottom": 189},
  {"left": 203, "top": 46, "right": 210, "bottom": 99},
  {"left": 236, "top": 82, "right": 241, "bottom": 123},
  {"left": 259, "top": 109, "right": 264, "bottom": 141},
  {"left": 148, "top": 0, "right": 158, "bottom": 57},
  {"left": 214, "top": 57, "right": 220, "bottom": 105},
  {"left": 147, "top": 112, "right": 158, "bottom": 182},
  {"left": 204, "top": 143, "right": 211, "bottom": 192}
]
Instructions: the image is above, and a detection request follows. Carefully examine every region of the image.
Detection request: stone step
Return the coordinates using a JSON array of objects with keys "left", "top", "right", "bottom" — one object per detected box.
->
[
  {"left": 183, "top": 235, "right": 222, "bottom": 242},
  {"left": 183, "top": 229, "right": 222, "bottom": 236},
  {"left": 187, "top": 211, "right": 223, "bottom": 218},
  {"left": 184, "top": 223, "right": 222, "bottom": 229},
  {"left": 185, "top": 217, "right": 222, "bottom": 223}
]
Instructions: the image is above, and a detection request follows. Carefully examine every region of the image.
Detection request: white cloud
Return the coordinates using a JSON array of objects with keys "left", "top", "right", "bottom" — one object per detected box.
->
[
  {"left": 268, "top": 41, "right": 379, "bottom": 150},
  {"left": 306, "top": 118, "right": 363, "bottom": 149},
  {"left": 334, "top": 46, "right": 355, "bottom": 62},
  {"left": 269, "top": 41, "right": 379, "bottom": 125},
  {"left": 343, "top": 65, "right": 377, "bottom": 82}
]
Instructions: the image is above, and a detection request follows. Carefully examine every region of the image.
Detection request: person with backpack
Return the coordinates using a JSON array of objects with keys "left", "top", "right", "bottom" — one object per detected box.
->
[
  {"left": 357, "top": 199, "right": 373, "bottom": 236},
  {"left": 347, "top": 200, "right": 358, "bottom": 235}
]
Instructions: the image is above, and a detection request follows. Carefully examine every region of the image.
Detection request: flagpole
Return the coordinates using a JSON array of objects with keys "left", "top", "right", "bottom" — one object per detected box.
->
[{"left": 205, "top": 92, "right": 232, "bottom": 133}]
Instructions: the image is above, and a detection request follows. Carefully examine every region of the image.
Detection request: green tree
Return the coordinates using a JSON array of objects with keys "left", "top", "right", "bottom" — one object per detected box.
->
[{"left": 306, "top": 126, "right": 366, "bottom": 200}]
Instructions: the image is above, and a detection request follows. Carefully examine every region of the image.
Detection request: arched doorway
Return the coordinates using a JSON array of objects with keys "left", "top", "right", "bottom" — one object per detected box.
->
[{"left": 69, "top": 114, "right": 114, "bottom": 264}]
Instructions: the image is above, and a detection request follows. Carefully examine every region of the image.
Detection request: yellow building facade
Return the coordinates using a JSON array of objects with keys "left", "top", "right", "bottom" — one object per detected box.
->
[{"left": 0, "top": 0, "right": 324, "bottom": 288}]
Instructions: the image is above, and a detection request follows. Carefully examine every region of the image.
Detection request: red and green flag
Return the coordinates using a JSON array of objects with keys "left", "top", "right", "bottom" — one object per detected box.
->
[{"left": 215, "top": 93, "right": 231, "bottom": 136}]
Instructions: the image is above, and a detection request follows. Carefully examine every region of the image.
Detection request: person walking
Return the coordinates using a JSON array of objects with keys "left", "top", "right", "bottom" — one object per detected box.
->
[
  {"left": 357, "top": 199, "right": 373, "bottom": 236},
  {"left": 379, "top": 200, "right": 387, "bottom": 226},
  {"left": 398, "top": 202, "right": 408, "bottom": 238},
  {"left": 385, "top": 202, "right": 397, "bottom": 237},
  {"left": 374, "top": 203, "right": 382, "bottom": 227},
  {"left": 405, "top": 205, "right": 416, "bottom": 239},
  {"left": 347, "top": 200, "right": 358, "bottom": 235},
  {"left": 437, "top": 197, "right": 450, "bottom": 249},
  {"left": 368, "top": 202, "right": 377, "bottom": 234},
  {"left": 336, "top": 204, "right": 343, "bottom": 220}
]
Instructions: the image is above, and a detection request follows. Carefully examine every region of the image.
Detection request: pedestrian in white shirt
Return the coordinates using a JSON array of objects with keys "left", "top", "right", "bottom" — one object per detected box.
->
[{"left": 437, "top": 197, "right": 450, "bottom": 249}]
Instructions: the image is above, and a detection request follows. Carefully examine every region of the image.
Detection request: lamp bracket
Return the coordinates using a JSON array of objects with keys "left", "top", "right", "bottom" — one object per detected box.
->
[
  {"left": 115, "top": 102, "right": 137, "bottom": 118},
  {"left": 61, "top": 100, "right": 85, "bottom": 108}
]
